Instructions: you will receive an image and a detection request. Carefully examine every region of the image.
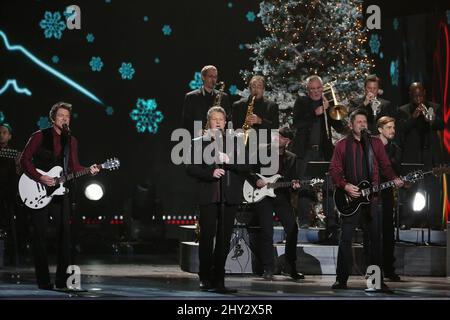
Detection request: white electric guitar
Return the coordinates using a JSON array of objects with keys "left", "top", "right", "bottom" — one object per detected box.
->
[
  {"left": 243, "top": 174, "right": 324, "bottom": 203},
  {"left": 18, "top": 158, "right": 120, "bottom": 209}
]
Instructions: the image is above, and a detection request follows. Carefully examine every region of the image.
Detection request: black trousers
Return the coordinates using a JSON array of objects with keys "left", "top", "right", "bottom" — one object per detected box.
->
[
  {"left": 381, "top": 190, "right": 396, "bottom": 274},
  {"left": 198, "top": 203, "right": 237, "bottom": 284},
  {"left": 336, "top": 198, "right": 382, "bottom": 283},
  {"left": 30, "top": 195, "right": 71, "bottom": 287},
  {"left": 254, "top": 196, "right": 298, "bottom": 273}
]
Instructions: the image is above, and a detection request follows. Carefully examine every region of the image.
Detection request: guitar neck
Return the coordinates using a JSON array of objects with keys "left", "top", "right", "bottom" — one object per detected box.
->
[
  {"left": 267, "top": 180, "right": 310, "bottom": 189},
  {"left": 56, "top": 167, "right": 91, "bottom": 184}
]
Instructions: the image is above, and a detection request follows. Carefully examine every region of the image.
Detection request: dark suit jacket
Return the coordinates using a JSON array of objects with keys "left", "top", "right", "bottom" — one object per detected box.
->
[
  {"left": 292, "top": 96, "right": 344, "bottom": 160},
  {"left": 186, "top": 134, "right": 249, "bottom": 205},
  {"left": 182, "top": 87, "right": 231, "bottom": 136},
  {"left": 396, "top": 101, "right": 444, "bottom": 165},
  {"left": 349, "top": 97, "right": 394, "bottom": 133}
]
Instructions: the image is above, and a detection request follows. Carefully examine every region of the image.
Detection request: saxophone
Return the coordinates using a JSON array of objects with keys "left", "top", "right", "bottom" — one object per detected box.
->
[
  {"left": 242, "top": 95, "right": 256, "bottom": 145},
  {"left": 204, "top": 82, "right": 226, "bottom": 134}
]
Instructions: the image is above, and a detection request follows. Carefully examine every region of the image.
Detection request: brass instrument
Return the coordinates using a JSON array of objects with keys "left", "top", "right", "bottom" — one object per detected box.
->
[
  {"left": 242, "top": 95, "right": 256, "bottom": 145},
  {"left": 322, "top": 83, "right": 348, "bottom": 139},
  {"left": 419, "top": 103, "right": 434, "bottom": 121},
  {"left": 370, "top": 97, "right": 381, "bottom": 116},
  {"left": 212, "top": 81, "right": 225, "bottom": 107}
]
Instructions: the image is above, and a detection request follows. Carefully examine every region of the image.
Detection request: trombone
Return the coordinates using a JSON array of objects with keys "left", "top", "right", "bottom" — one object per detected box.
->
[{"left": 322, "top": 83, "right": 348, "bottom": 139}]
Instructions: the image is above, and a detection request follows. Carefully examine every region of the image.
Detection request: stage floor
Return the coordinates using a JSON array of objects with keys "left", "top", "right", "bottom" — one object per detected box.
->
[{"left": 0, "top": 254, "right": 449, "bottom": 300}]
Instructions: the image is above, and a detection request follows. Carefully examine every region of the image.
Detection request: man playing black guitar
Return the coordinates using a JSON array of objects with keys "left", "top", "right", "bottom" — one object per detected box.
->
[
  {"left": 20, "top": 102, "right": 100, "bottom": 290},
  {"left": 329, "top": 109, "right": 403, "bottom": 290}
]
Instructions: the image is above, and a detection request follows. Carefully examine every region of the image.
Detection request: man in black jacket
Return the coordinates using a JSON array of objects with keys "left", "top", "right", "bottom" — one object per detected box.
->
[
  {"left": 186, "top": 106, "right": 248, "bottom": 293},
  {"left": 232, "top": 75, "right": 279, "bottom": 144},
  {"left": 349, "top": 75, "right": 395, "bottom": 133},
  {"left": 182, "top": 65, "right": 231, "bottom": 137},
  {"left": 248, "top": 127, "right": 304, "bottom": 281}
]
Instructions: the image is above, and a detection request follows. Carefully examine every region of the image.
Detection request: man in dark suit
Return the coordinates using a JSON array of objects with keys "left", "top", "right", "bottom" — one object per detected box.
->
[
  {"left": 247, "top": 127, "right": 304, "bottom": 281},
  {"left": 186, "top": 106, "right": 248, "bottom": 293},
  {"left": 396, "top": 82, "right": 445, "bottom": 229},
  {"left": 232, "top": 75, "right": 279, "bottom": 144},
  {"left": 182, "top": 65, "right": 231, "bottom": 137},
  {"left": 349, "top": 75, "right": 395, "bottom": 133}
]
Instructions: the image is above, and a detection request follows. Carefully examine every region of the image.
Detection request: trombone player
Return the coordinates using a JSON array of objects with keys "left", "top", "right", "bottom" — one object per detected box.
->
[{"left": 349, "top": 75, "right": 395, "bottom": 133}]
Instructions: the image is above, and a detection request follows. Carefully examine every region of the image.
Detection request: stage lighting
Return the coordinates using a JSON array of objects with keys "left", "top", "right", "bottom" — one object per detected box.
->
[
  {"left": 84, "top": 183, "right": 104, "bottom": 201},
  {"left": 412, "top": 191, "right": 426, "bottom": 212}
]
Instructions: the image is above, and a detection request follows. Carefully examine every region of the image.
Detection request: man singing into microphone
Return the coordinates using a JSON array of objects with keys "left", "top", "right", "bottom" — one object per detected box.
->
[
  {"left": 20, "top": 102, "right": 100, "bottom": 290},
  {"left": 328, "top": 109, "right": 403, "bottom": 290}
]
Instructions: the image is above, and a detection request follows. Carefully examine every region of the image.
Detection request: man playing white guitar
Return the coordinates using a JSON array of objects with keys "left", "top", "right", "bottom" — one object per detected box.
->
[{"left": 19, "top": 102, "right": 100, "bottom": 290}]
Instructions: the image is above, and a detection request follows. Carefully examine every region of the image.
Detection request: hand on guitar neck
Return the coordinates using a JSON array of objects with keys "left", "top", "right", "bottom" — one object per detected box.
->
[
  {"left": 256, "top": 178, "right": 302, "bottom": 190},
  {"left": 39, "top": 164, "right": 101, "bottom": 187}
]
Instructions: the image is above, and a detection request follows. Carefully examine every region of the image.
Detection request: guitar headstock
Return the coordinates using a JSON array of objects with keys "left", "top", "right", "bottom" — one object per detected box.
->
[
  {"left": 432, "top": 164, "right": 450, "bottom": 177},
  {"left": 309, "top": 178, "right": 324, "bottom": 187},
  {"left": 101, "top": 157, "right": 120, "bottom": 171},
  {"left": 403, "top": 170, "right": 424, "bottom": 183}
]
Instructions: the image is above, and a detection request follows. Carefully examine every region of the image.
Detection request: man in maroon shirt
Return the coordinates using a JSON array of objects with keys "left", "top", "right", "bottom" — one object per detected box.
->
[
  {"left": 20, "top": 102, "right": 99, "bottom": 290},
  {"left": 329, "top": 109, "right": 403, "bottom": 290}
]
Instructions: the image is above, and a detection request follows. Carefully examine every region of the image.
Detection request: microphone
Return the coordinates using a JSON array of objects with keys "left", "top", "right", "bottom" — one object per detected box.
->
[
  {"left": 62, "top": 123, "right": 71, "bottom": 136},
  {"left": 361, "top": 128, "right": 371, "bottom": 136}
]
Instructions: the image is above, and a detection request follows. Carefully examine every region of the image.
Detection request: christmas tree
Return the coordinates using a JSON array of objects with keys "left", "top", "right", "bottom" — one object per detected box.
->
[{"left": 242, "top": 0, "right": 373, "bottom": 124}]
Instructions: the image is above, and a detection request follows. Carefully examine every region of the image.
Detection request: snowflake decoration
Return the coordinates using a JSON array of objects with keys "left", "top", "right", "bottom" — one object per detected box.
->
[
  {"left": 390, "top": 58, "right": 399, "bottom": 86},
  {"left": 239, "top": 43, "right": 245, "bottom": 50},
  {"left": 89, "top": 57, "right": 104, "bottom": 72},
  {"left": 154, "top": 57, "right": 160, "bottom": 64},
  {"left": 129, "top": 98, "right": 164, "bottom": 134},
  {"left": 246, "top": 11, "right": 256, "bottom": 22},
  {"left": 369, "top": 34, "right": 381, "bottom": 54},
  {"left": 119, "top": 62, "right": 135, "bottom": 80},
  {"left": 229, "top": 85, "right": 238, "bottom": 95},
  {"left": 37, "top": 116, "right": 51, "bottom": 129},
  {"left": 189, "top": 71, "right": 203, "bottom": 90},
  {"left": 162, "top": 25, "right": 172, "bottom": 36},
  {"left": 105, "top": 106, "right": 114, "bottom": 116},
  {"left": 228, "top": 2, "right": 233, "bottom": 8},
  {"left": 86, "top": 33, "right": 95, "bottom": 43},
  {"left": 39, "top": 11, "right": 66, "bottom": 39},
  {"left": 0, "top": 111, "right": 5, "bottom": 124},
  {"left": 143, "top": 16, "right": 149, "bottom": 22},
  {"left": 51, "top": 55, "right": 59, "bottom": 64},
  {"left": 379, "top": 52, "right": 384, "bottom": 59},
  {"left": 393, "top": 18, "right": 400, "bottom": 30}
]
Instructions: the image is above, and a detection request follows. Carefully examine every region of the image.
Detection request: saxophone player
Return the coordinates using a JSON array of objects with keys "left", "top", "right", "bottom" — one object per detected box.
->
[
  {"left": 182, "top": 65, "right": 231, "bottom": 137},
  {"left": 232, "top": 75, "right": 279, "bottom": 145},
  {"left": 349, "top": 75, "right": 395, "bottom": 133}
]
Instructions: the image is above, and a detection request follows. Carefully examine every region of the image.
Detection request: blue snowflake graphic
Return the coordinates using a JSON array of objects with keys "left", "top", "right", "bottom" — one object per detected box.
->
[
  {"left": 246, "top": 11, "right": 256, "bottom": 22},
  {"left": 189, "top": 72, "right": 203, "bottom": 90},
  {"left": 143, "top": 16, "right": 149, "bottom": 22},
  {"left": 379, "top": 52, "right": 384, "bottom": 59},
  {"left": 129, "top": 98, "right": 164, "bottom": 134},
  {"left": 228, "top": 2, "right": 233, "bottom": 8},
  {"left": 162, "top": 25, "right": 172, "bottom": 36},
  {"left": 369, "top": 34, "right": 381, "bottom": 54},
  {"left": 51, "top": 55, "right": 59, "bottom": 64},
  {"left": 393, "top": 18, "right": 399, "bottom": 30},
  {"left": 105, "top": 106, "right": 114, "bottom": 116},
  {"left": 119, "top": 62, "right": 135, "bottom": 80},
  {"left": 154, "top": 57, "right": 160, "bottom": 64},
  {"left": 39, "top": 11, "right": 66, "bottom": 39},
  {"left": 86, "top": 33, "right": 95, "bottom": 43},
  {"left": 390, "top": 58, "right": 399, "bottom": 86},
  {"left": 239, "top": 44, "right": 245, "bottom": 50},
  {"left": 37, "top": 116, "right": 51, "bottom": 129},
  {"left": 229, "top": 85, "right": 238, "bottom": 95},
  {"left": 89, "top": 57, "right": 104, "bottom": 72},
  {"left": 0, "top": 111, "right": 5, "bottom": 124}
]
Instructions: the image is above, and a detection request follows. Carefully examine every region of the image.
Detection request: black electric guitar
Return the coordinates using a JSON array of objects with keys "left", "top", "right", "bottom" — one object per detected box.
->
[{"left": 334, "top": 165, "right": 449, "bottom": 217}]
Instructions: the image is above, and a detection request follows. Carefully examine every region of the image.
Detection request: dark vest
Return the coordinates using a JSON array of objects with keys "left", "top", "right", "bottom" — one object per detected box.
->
[{"left": 32, "top": 128, "right": 64, "bottom": 172}]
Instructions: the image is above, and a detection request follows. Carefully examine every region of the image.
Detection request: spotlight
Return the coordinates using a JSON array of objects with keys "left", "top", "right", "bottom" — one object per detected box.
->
[
  {"left": 84, "top": 183, "right": 104, "bottom": 201},
  {"left": 412, "top": 191, "right": 426, "bottom": 212}
]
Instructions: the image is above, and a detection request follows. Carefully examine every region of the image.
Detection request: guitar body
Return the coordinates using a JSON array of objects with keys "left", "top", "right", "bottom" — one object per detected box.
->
[
  {"left": 334, "top": 180, "right": 372, "bottom": 217},
  {"left": 19, "top": 166, "right": 67, "bottom": 210},
  {"left": 243, "top": 174, "right": 281, "bottom": 203}
]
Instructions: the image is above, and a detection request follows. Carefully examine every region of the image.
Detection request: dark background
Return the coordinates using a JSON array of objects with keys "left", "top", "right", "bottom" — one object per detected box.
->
[{"left": 1, "top": 0, "right": 449, "bottom": 223}]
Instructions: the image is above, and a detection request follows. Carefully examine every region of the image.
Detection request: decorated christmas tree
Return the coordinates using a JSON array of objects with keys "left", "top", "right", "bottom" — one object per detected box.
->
[{"left": 242, "top": 0, "right": 373, "bottom": 125}]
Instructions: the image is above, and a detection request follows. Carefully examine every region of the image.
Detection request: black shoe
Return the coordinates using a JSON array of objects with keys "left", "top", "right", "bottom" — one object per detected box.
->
[
  {"left": 331, "top": 281, "right": 347, "bottom": 290},
  {"left": 38, "top": 283, "right": 54, "bottom": 290},
  {"left": 199, "top": 280, "right": 213, "bottom": 291},
  {"left": 262, "top": 271, "right": 274, "bottom": 281},
  {"left": 384, "top": 273, "right": 401, "bottom": 282},
  {"left": 290, "top": 271, "right": 305, "bottom": 280}
]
